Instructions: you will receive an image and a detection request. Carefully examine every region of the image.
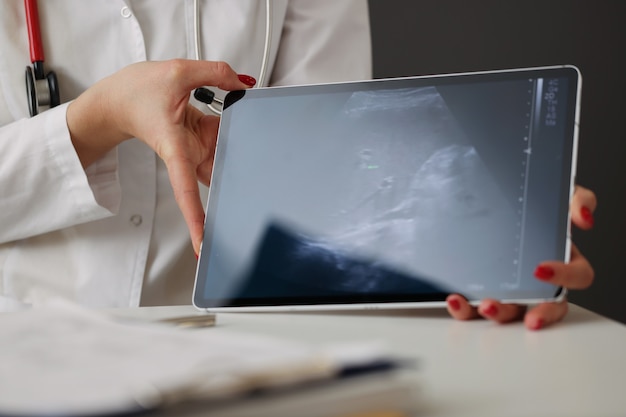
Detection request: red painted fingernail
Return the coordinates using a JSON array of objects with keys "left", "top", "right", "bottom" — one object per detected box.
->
[
  {"left": 534, "top": 265, "right": 555, "bottom": 280},
  {"left": 448, "top": 298, "right": 461, "bottom": 311},
  {"left": 580, "top": 206, "right": 594, "bottom": 227},
  {"left": 482, "top": 304, "right": 498, "bottom": 317},
  {"left": 195, "top": 253, "right": 199, "bottom": 260},
  {"left": 238, "top": 74, "right": 257, "bottom": 87}
]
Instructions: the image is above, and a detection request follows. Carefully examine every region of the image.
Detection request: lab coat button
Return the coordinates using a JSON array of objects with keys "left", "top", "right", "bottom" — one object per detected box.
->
[
  {"left": 120, "top": 6, "right": 132, "bottom": 18},
  {"left": 130, "top": 214, "right": 142, "bottom": 226}
]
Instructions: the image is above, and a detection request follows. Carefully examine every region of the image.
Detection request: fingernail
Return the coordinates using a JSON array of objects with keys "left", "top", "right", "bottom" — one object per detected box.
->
[
  {"left": 195, "top": 253, "right": 199, "bottom": 260},
  {"left": 238, "top": 74, "right": 257, "bottom": 87},
  {"left": 581, "top": 206, "right": 594, "bottom": 226},
  {"left": 482, "top": 304, "right": 498, "bottom": 317},
  {"left": 448, "top": 298, "right": 461, "bottom": 311},
  {"left": 534, "top": 265, "right": 555, "bottom": 281}
]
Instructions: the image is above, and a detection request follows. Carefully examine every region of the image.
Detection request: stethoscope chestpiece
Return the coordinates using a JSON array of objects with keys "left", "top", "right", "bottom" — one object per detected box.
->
[{"left": 25, "top": 62, "right": 60, "bottom": 117}]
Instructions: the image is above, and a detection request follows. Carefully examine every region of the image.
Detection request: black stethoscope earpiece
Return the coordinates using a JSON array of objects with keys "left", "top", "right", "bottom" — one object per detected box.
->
[{"left": 24, "top": 0, "right": 61, "bottom": 117}]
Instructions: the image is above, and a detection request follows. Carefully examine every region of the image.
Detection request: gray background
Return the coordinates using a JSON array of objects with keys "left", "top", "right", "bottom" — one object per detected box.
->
[{"left": 368, "top": 0, "right": 626, "bottom": 324}]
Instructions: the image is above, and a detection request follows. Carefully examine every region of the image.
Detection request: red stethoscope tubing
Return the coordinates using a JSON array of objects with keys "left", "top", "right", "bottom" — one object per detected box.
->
[{"left": 24, "top": 0, "right": 45, "bottom": 64}]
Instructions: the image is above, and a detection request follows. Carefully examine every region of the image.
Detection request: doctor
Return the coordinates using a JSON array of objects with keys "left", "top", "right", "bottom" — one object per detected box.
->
[
  {"left": 0, "top": 1, "right": 595, "bottom": 330},
  {"left": 0, "top": 0, "right": 372, "bottom": 309}
]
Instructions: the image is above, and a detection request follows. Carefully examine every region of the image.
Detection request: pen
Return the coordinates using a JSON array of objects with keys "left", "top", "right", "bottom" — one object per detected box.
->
[{"left": 158, "top": 313, "right": 217, "bottom": 328}]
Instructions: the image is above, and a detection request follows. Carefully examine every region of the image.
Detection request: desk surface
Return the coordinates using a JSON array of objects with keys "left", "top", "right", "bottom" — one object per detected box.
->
[{"left": 110, "top": 304, "right": 626, "bottom": 417}]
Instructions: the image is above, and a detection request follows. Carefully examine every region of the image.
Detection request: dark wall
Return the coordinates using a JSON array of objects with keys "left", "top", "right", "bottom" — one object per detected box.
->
[{"left": 368, "top": 0, "right": 626, "bottom": 323}]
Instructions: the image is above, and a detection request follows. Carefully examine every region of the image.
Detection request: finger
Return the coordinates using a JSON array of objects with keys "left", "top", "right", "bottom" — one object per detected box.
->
[
  {"left": 195, "top": 116, "right": 221, "bottom": 185},
  {"left": 164, "top": 152, "right": 205, "bottom": 254},
  {"left": 570, "top": 185, "right": 597, "bottom": 230},
  {"left": 524, "top": 299, "right": 569, "bottom": 330},
  {"left": 477, "top": 299, "right": 526, "bottom": 324},
  {"left": 160, "top": 59, "right": 255, "bottom": 93},
  {"left": 534, "top": 244, "right": 594, "bottom": 289},
  {"left": 446, "top": 294, "right": 479, "bottom": 320}
]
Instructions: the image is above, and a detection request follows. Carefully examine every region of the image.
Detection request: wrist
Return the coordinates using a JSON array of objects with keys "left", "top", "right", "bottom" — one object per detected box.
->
[{"left": 66, "top": 85, "right": 131, "bottom": 168}]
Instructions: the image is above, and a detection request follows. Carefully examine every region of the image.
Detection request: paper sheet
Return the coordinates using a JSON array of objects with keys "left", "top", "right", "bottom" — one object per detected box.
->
[{"left": 0, "top": 302, "right": 387, "bottom": 416}]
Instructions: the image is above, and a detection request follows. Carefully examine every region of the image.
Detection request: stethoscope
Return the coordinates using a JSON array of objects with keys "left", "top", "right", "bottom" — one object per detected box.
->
[
  {"left": 192, "top": 0, "right": 272, "bottom": 115},
  {"left": 24, "top": 0, "right": 60, "bottom": 117},
  {"left": 24, "top": 0, "right": 272, "bottom": 117}
]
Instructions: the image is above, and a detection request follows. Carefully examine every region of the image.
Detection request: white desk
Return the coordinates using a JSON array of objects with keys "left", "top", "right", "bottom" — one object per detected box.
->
[{"left": 110, "top": 304, "right": 626, "bottom": 417}]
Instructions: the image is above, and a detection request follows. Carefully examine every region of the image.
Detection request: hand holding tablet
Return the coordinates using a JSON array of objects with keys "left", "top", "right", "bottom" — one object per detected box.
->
[{"left": 447, "top": 185, "right": 595, "bottom": 329}]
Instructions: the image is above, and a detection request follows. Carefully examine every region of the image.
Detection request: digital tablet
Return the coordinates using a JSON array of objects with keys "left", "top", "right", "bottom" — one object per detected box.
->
[{"left": 193, "top": 65, "right": 581, "bottom": 311}]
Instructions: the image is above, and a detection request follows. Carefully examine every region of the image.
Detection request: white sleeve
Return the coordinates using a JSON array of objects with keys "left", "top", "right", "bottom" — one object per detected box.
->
[
  {"left": 270, "top": 0, "right": 373, "bottom": 86},
  {"left": 0, "top": 103, "right": 121, "bottom": 243}
]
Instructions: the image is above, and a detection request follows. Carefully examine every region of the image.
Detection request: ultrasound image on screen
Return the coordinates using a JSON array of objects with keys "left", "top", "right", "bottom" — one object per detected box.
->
[{"left": 196, "top": 71, "right": 575, "bottom": 306}]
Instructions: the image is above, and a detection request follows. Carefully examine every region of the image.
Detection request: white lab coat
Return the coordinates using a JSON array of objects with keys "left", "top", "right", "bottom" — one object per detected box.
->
[{"left": 0, "top": 0, "right": 372, "bottom": 310}]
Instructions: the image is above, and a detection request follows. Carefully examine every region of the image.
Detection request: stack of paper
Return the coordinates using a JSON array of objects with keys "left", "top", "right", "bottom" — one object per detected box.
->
[{"left": 0, "top": 302, "right": 415, "bottom": 416}]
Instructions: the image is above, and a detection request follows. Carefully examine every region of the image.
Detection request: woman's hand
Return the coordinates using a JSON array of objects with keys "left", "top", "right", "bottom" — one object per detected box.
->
[
  {"left": 446, "top": 185, "right": 596, "bottom": 330},
  {"left": 66, "top": 59, "right": 255, "bottom": 254}
]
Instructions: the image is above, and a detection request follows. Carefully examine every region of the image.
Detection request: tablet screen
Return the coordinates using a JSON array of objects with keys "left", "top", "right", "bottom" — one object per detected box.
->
[{"left": 193, "top": 66, "right": 580, "bottom": 310}]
